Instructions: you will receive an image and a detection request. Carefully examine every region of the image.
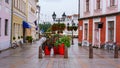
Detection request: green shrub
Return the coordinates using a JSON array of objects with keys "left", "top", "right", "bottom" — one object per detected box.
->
[{"left": 26, "top": 36, "right": 33, "bottom": 43}]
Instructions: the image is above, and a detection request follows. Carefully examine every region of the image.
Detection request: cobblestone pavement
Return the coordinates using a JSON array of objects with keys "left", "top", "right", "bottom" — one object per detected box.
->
[{"left": 0, "top": 38, "right": 120, "bottom": 68}]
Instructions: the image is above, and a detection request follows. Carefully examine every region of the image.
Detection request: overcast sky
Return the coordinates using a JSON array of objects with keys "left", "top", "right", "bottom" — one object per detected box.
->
[{"left": 39, "top": 0, "right": 78, "bottom": 22}]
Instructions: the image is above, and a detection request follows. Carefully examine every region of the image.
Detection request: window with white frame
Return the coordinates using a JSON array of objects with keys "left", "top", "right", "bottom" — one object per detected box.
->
[
  {"left": 0, "top": 18, "right": 1, "bottom": 36},
  {"left": 86, "top": 0, "right": 89, "bottom": 12},
  {"left": 110, "top": 0, "right": 115, "bottom": 6},
  {"left": 84, "top": 23, "right": 88, "bottom": 40},
  {"left": 108, "top": 21, "right": 114, "bottom": 42},
  {"left": 5, "top": 0, "right": 9, "bottom": 4},
  {"left": 96, "top": 0, "right": 100, "bottom": 9},
  {"left": 5, "top": 19, "right": 8, "bottom": 36}
]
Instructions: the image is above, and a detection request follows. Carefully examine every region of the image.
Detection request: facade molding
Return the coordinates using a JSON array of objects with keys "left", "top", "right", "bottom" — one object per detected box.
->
[{"left": 78, "top": 12, "right": 120, "bottom": 20}]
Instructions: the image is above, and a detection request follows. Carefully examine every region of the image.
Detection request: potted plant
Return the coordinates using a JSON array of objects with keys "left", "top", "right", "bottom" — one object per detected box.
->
[
  {"left": 54, "top": 35, "right": 71, "bottom": 55},
  {"left": 44, "top": 39, "right": 52, "bottom": 55},
  {"left": 60, "top": 36, "right": 71, "bottom": 58},
  {"left": 60, "top": 36, "right": 71, "bottom": 47},
  {"left": 54, "top": 39, "right": 61, "bottom": 55},
  {"left": 26, "top": 36, "right": 33, "bottom": 43},
  {"left": 28, "top": 36, "right": 33, "bottom": 43}
]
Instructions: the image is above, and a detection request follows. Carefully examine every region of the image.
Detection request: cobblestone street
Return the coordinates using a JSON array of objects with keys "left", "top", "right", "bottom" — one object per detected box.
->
[{"left": 0, "top": 39, "right": 120, "bottom": 68}]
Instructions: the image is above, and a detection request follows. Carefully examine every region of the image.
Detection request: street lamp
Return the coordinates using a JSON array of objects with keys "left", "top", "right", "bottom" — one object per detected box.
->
[
  {"left": 52, "top": 12, "right": 66, "bottom": 33},
  {"left": 67, "top": 20, "right": 75, "bottom": 45},
  {"left": 52, "top": 12, "right": 56, "bottom": 21},
  {"left": 71, "top": 20, "right": 75, "bottom": 45},
  {"left": 36, "top": 5, "right": 40, "bottom": 39}
]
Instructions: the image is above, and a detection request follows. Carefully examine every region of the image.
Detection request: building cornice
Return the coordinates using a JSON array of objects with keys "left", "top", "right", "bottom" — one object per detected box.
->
[{"left": 78, "top": 12, "right": 120, "bottom": 20}]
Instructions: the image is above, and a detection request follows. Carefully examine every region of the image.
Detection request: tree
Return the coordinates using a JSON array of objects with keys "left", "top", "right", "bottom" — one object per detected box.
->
[{"left": 39, "top": 22, "right": 51, "bottom": 33}]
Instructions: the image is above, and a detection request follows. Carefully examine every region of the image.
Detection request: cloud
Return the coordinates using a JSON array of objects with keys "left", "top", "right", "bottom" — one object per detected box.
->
[{"left": 39, "top": 0, "right": 78, "bottom": 22}]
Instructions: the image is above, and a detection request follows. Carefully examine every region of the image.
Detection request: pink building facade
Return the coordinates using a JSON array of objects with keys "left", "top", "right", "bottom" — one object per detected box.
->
[
  {"left": 78, "top": 0, "right": 120, "bottom": 47},
  {"left": 0, "top": 0, "right": 11, "bottom": 50}
]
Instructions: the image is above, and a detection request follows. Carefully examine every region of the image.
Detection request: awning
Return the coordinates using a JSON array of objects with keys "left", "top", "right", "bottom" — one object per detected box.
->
[{"left": 22, "top": 21, "right": 31, "bottom": 28}]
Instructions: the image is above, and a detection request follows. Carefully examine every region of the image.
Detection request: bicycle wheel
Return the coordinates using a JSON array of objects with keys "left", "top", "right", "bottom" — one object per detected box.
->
[{"left": 12, "top": 43, "right": 17, "bottom": 49}]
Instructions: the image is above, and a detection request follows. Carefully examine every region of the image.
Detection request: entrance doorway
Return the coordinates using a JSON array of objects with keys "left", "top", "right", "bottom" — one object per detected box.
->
[{"left": 93, "top": 23, "right": 100, "bottom": 47}]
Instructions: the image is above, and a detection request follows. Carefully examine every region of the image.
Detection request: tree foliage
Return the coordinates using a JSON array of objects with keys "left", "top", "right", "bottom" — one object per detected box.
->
[{"left": 39, "top": 22, "right": 51, "bottom": 33}]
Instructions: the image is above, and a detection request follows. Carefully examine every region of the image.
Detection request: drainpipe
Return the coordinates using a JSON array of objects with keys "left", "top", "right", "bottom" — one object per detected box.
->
[
  {"left": 10, "top": 0, "right": 13, "bottom": 47},
  {"left": 78, "top": 0, "right": 80, "bottom": 18}
]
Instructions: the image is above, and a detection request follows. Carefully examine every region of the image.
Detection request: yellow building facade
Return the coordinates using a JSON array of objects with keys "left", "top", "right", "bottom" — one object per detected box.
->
[
  {"left": 12, "top": 0, "right": 39, "bottom": 43},
  {"left": 12, "top": 0, "right": 28, "bottom": 42}
]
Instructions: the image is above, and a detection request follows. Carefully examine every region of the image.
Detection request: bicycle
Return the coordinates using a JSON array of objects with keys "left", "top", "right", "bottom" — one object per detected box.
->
[
  {"left": 11, "top": 41, "right": 19, "bottom": 49},
  {"left": 104, "top": 42, "right": 116, "bottom": 52}
]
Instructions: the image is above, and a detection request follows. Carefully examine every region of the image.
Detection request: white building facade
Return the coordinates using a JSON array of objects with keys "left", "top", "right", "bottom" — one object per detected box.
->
[
  {"left": 64, "top": 14, "right": 78, "bottom": 36},
  {"left": 0, "top": 0, "right": 11, "bottom": 50}
]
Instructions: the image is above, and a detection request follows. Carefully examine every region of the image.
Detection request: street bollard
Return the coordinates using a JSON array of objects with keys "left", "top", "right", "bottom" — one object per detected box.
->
[
  {"left": 39, "top": 46, "right": 42, "bottom": 59},
  {"left": 64, "top": 46, "right": 68, "bottom": 58},
  {"left": 89, "top": 43, "right": 93, "bottom": 59},
  {"left": 114, "top": 45, "right": 119, "bottom": 58}
]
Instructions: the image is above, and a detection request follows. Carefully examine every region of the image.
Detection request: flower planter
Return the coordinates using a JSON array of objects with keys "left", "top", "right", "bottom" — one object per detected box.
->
[
  {"left": 44, "top": 46, "right": 51, "bottom": 55},
  {"left": 59, "top": 43, "right": 65, "bottom": 55},
  {"left": 53, "top": 46, "right": 59, "bottom": 55}
]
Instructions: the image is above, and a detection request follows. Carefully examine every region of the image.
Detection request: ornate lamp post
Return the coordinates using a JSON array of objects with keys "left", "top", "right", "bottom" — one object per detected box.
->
[
  {"left": 71, "top": 20, "right": 75, "bottom": 45},
  {"left": 52, "top": 12, "right": 66, "bottom": 34},
  {"left": 67, "top": 20, "right": 76, "bottom": 45}
]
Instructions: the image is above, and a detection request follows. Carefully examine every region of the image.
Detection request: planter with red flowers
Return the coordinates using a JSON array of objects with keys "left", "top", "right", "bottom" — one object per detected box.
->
[{"left": 54, "top": 35, "right": 71, "bottom": 58}]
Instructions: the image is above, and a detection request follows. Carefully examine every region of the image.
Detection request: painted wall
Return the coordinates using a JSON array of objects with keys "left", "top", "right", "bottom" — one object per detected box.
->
[
  {"left": 116, "top": 15, "right": 120, "bottom": 44},
  {"left": 12, "top": 0, "right": 27, "bottom": 42},
  {"left": 0, "top": 0, "right": 11, "bottom": 50},
  {"left": 100, "top": 17, "right": 106, "bottom": 44},
  {"left": 78, "top": 20, "right": 83, "bottom": 43}
]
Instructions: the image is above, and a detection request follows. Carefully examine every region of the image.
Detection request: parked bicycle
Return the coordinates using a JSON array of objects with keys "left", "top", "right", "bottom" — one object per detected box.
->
[
  {"left": 104, "top": 42, "right": 116, "bottom": 52},
  {"left": 11, "top": 41, "right": 19, "bottom": 49},
  {"left": 11, "top": 40, "right": 23, "bottom": 49}
]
